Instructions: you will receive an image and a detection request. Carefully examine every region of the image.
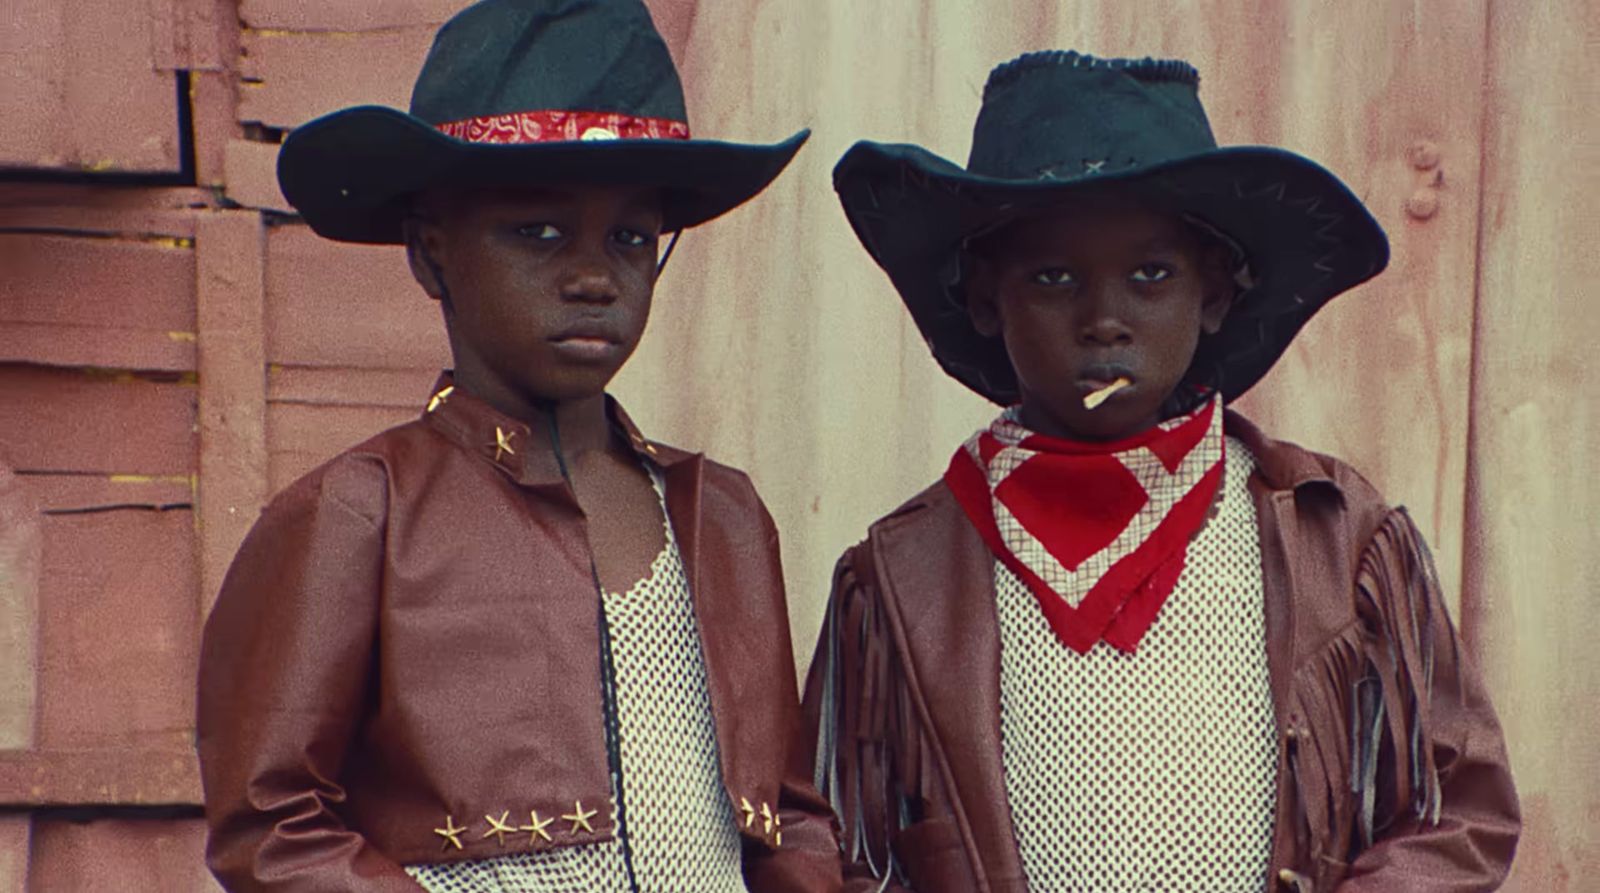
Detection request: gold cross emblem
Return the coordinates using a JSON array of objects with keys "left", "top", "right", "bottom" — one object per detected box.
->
[
  {"left": 426, "top": 385, "right": 455, "bottom": 413},
  {"left": 493, "top": 426, "right": 516, "bottom": 462},
  {"left": 519, "top": 809, "right": 555, "bottom": 844},
  {"left": 739, "top": 796, "right": 757, "bottom": 829},
  {"left": 563, "top": 800, "right": 597, "bottom": 835},
  {"left": 760, "top": 801, "right": 775, "bottom": 835},
  {"left": 433, "top": 814, "right": 467, "bottom": 851},
  {"left": 482, "top": 810, "right": 515, "bottom": 846}
]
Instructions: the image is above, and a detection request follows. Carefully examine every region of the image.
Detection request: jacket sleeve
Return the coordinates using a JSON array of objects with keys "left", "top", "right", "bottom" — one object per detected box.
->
[
  {"left": 799, "top": 547, "right": 917, "bottom": 893},
  {"left": 196, "top": 457, "right": 424, "bottom": 892},
  {"left": 1335, "top": 509, "right": 1520, "bottom": 891},
  {"left": 741, "top": 496, "right": 846, "bottom": 893}
]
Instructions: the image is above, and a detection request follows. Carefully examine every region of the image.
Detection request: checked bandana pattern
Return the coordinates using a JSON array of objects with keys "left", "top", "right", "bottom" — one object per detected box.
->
[{"left": 945, "top": 395, "right": 1225, "bottom": 653}]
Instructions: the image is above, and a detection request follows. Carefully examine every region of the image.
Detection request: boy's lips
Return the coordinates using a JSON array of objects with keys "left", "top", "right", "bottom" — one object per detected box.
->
[
  {"left": 1076, "top": 363, "right": 1136, "bottom": 391},
  {"left": 549, "top": 320, "right": 623, "bottom": 361}
]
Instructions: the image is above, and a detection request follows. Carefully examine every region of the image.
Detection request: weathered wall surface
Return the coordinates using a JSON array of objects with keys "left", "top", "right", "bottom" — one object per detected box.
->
[{"left": 0, "top": 0, "right": 1592, "bottom": 888}]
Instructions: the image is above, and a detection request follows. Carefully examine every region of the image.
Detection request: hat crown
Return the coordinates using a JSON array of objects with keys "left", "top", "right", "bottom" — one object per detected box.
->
[
  {"left": 967, "top": 51, "right": 1216, "bottom": 182},
  {"left": 408, "top": 0, "right": 688, "bottom": 127}
]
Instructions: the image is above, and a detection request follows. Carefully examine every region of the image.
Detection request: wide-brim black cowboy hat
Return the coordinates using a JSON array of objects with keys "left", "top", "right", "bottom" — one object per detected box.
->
[
  {"left": 835, "top": 51, "right": 1389, "bottom": 408},
  {"left": 277, "top": 0, "right": 808, "bottom": 244}
]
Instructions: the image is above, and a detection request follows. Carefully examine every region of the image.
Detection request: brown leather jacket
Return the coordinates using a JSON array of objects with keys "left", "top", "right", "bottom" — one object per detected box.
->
[
  {"left": 197, "top": 380, "right": 842, "bottom": 892},
  {"left": 801, "top": 413, "right": 1519, "bottom": 892}
]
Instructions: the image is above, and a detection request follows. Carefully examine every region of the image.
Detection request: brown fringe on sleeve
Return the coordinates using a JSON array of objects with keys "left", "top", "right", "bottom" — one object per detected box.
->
[
  {"left": 812, "top": 547, "right": 920, "bottom": 885},
  {"left": 1353, "top": 507, "right": 1446, "bottom": 843}
]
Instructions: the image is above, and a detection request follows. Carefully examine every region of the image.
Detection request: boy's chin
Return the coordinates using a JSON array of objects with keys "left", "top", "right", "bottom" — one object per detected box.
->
[{"left": 1024, "top": 399, "right": 1163, "bottom": 443}]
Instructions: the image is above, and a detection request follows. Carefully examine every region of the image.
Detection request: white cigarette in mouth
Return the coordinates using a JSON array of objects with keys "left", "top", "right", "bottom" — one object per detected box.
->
[{"left": 1083, "top": 376, "right": 1132, "bottom": 410}]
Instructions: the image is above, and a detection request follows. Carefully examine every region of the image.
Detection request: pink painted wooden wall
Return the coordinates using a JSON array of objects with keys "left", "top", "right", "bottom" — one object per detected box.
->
[{"left": 0, "top": 0, "right": 1593, "bottom": 889}]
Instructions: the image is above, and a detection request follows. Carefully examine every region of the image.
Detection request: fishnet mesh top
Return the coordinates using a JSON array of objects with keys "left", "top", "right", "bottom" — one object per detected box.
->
[
  {"left": 406, "top": 469, "right": 748, "bottom": 893},
  {"left": 995, "top": 436, "right": 1278, "bottom": 892}
]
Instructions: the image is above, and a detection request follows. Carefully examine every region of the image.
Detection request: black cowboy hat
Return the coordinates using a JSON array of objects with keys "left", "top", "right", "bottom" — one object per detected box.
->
[
  {"left": 277, "top": 0, "right": 808, "bottom": 244},
  {"left": 834, "top": 50, "right": 1389, "bottom": 408}
]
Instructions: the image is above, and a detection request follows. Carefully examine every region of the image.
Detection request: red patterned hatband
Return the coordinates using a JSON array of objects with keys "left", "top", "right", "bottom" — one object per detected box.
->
[{"left": 434, "top": 110, "right": 691, "bottom": 145}]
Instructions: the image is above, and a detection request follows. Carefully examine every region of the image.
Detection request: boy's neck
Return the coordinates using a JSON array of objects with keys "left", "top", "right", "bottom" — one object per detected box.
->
[{"left": 454, "top": 370, "right": 615, "bottom": 458}]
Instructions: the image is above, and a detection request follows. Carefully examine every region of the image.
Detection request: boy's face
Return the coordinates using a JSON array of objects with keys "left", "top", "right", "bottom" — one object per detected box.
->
[
  {"left": 407, "top": 184, "right": 663, "bottom": 407},
  {"left": 966, "top": 200, "right": 1233, "bottom": 441}
]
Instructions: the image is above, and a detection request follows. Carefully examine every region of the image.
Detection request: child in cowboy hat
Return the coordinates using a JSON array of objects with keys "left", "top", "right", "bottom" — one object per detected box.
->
[
  {"left": 803, "top": 51, "right": 1519, "bottom": 892},
  {"left": 197, "top": 1, "right": 842, "bottom": 891}
]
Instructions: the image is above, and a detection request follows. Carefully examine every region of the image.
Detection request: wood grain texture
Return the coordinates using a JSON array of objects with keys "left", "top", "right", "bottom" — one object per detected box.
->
[
  {"left": 32, "top": 500, "right": 197, "bottom": 751},
  {"left": 0, "top": 234, "right": 196, "bottom": 372},
  {"left": 0, "top": 368, "right": 195, "bottom": 476},
  {"left": 26, "top": 818, "right": 218, "bottom": 892},
  {"left": 0, "top": 465, "right": 40, "bottom": 752},
  {"left": 0, "top": 749, "right": 199, "bottom": 806},
  {"left": 196, "top": 213, "right": 269, "bottom": 616},
  {"left": 239, "top": 27, "right": 437, "bottom": 129},
  {"left": 0, "top": 817, "right": 25, "bottom": 893},
  {"left": 240, "top": 0, "right": 467, "bottom": 31},
  {"left": 0, "top": 0, "right": 181, "bottom": 172},
  {"left": 1465, "top": 0, "right": 1600, "bottom": 888},
  {"left": 264, "top": 225, "right": 450, "bottom": 369}
]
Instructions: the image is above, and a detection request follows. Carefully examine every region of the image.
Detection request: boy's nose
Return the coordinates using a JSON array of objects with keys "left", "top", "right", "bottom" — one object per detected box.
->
[
  {"left": 558, "top": 258, "right": 620, "bottom": 304},
  {"left": 1078, "top": 289, "right": 1133, "bottom": 346}
]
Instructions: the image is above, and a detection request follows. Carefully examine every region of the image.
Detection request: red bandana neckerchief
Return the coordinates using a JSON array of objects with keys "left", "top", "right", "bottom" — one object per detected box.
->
[{"left": 944, "top": 395, "right": 1226, "bottom": 654}]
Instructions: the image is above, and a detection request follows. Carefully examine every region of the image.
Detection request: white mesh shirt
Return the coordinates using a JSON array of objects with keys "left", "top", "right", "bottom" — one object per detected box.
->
[
  {"left": 994, "top": 436, "right": 1278, "bottom": 892},
  {"left": 407, "top": 468, "right": 748, "bottom": 893}
]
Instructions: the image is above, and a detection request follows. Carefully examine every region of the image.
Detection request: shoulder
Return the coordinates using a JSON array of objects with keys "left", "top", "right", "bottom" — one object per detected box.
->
[{"left": 1227, "top": 411, "right": 1390, "bottom": 517}]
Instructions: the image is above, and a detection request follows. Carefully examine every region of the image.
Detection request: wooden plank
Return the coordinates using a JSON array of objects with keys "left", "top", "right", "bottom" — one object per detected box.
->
[
  {"left": 268, "top": 365, "right": 437, "bottom": 408},
  {"left": 196, "top": 213, "right": 269, "bottom": 617},
  {"left": 222, "top": 139, "right": 290, "bottom": 212},
  {"left": 0, "top": 815, "right": 27, "bottom": 893},
  {"left": 148, "top": 0, "right": 225, "bottom": 72},
  {"left": 239, "top": 27, "right": 435, "bottom": 129},
  {"left": 0, "top": 324, "right": 191, "bottom": 374},
  {"left": 0, "top": 464, "right": 40, "bottom": 752},
  {"left": 240, "top": 0, "right": 469, "bottom": 31},
  {"left": 27, "top": 818, "right": 216, "bottom": 892},
  {"left": 0, "top": 367, "right": 195, "bottom": 476},
  {"left": 0, "top": 0, "right": 181, "bottom": 173},
  {"left": 0, "top": 234, "right": 196, "bottom": 371},
  {"left": 267, "top": 401, "right": 415, "bottom": 492},
  {"left": 1465, "top": 1, "right": 1600, "bottom": 889},
  {"left": 0, "top": 750, "right": 199, "bottom": 806},
  {"left": 264, "top": 223, "right": 451, "bottom": 369},
  {"left": 0, "top": 187, "right": 213, "bottom": 223},
  {"left": 33, "top": 504, "right": 197, "bottom": 750}
]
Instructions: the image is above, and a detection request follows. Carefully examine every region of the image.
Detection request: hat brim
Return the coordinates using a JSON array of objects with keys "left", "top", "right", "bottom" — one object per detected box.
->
[
  {"left": 277, "top": 106, "right": 810, "bottom": 244},
  {"left": 834, "top": 141, "right": 1390, "bottom": 406}
]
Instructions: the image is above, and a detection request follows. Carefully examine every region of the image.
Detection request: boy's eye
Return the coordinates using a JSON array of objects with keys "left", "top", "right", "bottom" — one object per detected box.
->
[
  {"left": 516, "top": 223, "right": 562, "bottom": 240},
  {"left": 1131, "top": 264, "right": 1173, "bottom": 283},
  {"left": 613, "top": 228, "right": 650, "bottom": 248},
  {"left": 1032, "top": 268, "right": 1075, "bottom": 286}
]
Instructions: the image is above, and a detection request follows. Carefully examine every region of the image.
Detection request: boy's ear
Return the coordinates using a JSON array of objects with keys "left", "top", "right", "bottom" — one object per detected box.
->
[
  {"left": 403, "top": 213, "right": 448, "bottom": 302},
  {"left": 964, "top": 254, "right": 1003, "bottom": 337}
]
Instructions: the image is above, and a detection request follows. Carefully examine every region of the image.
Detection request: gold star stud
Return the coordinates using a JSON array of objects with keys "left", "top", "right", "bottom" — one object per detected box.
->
[
  {"left": 482, "top": 810, "right": 515, "bottom": 846},
  {"left": 434, "top": 814, "right": 467, "bottom": 851},
  {"left": 563, "top": 800, "right": 597, "bottom": 835},
  {"left": 760, "top": 801, "right": 774, "bottom": 835},
  {"left": 518, "top": 809, "right": 555, "bottom": 845},
  {"left": 739, "top": 796, "right": 757, "bottom": 829},
  {"left": 426, "top": 385, "right": 455, "bottom": 413},
  {"left": 774, "top": 813, "right": 783, "bottom": 847},
  {"left": 493, "top": 426, "right": 516, "bottom": 462}
]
